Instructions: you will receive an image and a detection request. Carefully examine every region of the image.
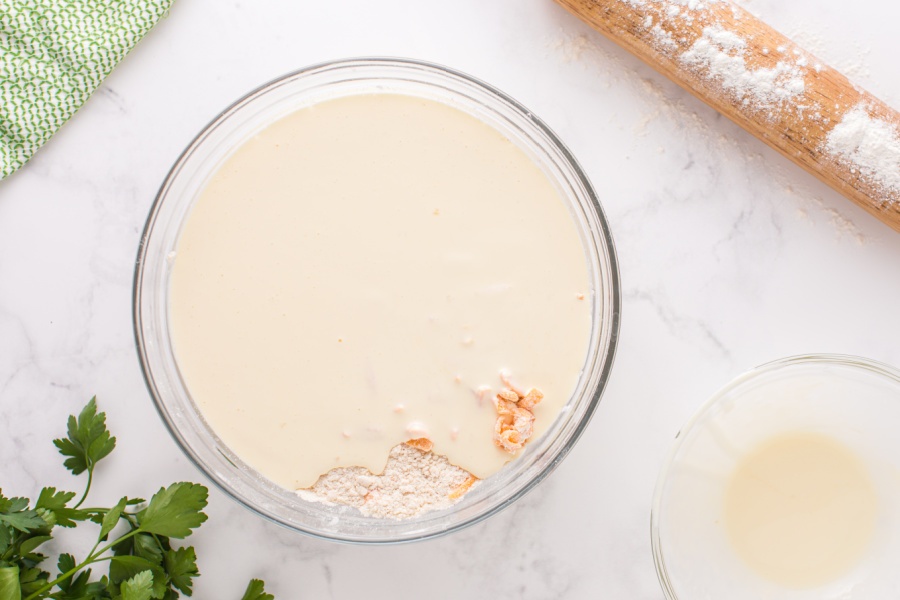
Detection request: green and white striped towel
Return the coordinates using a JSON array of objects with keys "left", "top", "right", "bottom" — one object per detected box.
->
[{"left": 1, "top": 0, "right": 173, "bottom": 180}]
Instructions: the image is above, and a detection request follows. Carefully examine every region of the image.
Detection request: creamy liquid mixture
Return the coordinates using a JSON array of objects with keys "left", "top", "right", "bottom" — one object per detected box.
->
[
  {"left": 724, "top": 432, "right": 878, "bottom": 588},
  {"left": 170, "top": 94, "right": 592, "bottom": 489}
]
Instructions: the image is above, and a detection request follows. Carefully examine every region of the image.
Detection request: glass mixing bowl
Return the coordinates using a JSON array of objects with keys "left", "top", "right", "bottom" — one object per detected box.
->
[
  {"left": 652, "top": 354, "right": 900, "bottom": 598},
  {"left": 134, "top": 58, "right": 620, "bottom": 543}
]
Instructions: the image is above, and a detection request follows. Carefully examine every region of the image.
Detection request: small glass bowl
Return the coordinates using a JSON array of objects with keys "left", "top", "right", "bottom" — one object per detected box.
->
[
  {"left": 652, "top": 354, "right": 900, "bottom": 598},
  {"left": 133, "top": 58, "right": 620, "bottom": 544}
]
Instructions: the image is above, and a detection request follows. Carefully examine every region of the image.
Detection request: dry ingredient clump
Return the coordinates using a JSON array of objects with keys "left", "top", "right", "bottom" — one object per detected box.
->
[
  {"left": 492, "top": 387, "right": 544, "bottom": 453},
  {"left": 300, "top": 371, "right": 544, "bottom": 518},
  {"left": 297, "top": 441, "right": 478, "bottom": 519}
]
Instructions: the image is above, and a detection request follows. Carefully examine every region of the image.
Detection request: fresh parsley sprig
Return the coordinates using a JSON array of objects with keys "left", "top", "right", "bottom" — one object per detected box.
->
[
  {"left": 52, "top": 398, "right": 116, "bottom": 509},
  {"left": 0, "top": 397, "right": 274, "bottom": 600}
]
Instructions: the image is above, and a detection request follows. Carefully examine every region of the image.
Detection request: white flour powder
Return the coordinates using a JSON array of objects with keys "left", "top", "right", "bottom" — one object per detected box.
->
[
  {"left": 824, "top": 104, "right": 900, "bottom": 202},
  {"left": 548, "top": 24, "right": 870, "bottom": 240},
  {"left": 297, "top": 443, "right": 477, "bottom": 519},
  {"left": 623, "top": 0, "right": 811, "bottom": 116},
  {"left": 680, "top": 27, "right": 806, "bottom": 109},
  {"left": 549, "top": 0, "right": 886, "bottom": 236},
  {"left": 651, "top": 24, "right": 677, "bottom": 50},
  {"left": 623, "top": 0, "right": 898, "bottom": 205}
]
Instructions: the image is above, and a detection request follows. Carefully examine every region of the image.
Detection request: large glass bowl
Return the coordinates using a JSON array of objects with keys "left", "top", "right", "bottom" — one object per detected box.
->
[
  {"left": 652, "top": 354, "right": 900, "bottom": 598},
  {"left": 134, "top": 58, "right": 620, "bottom": 544}
]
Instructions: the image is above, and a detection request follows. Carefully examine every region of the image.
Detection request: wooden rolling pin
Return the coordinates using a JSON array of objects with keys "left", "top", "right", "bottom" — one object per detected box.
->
[{"left": 555, "top": 0, "right": 900, "bottom": 233}]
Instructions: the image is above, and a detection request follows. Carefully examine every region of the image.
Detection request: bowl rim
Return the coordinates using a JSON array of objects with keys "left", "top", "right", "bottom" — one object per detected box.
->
[
  {"left": 650, "top": 353, "right": 900, "bottom": 596},
  {"left": 133, "top": 56, "right": 622, "bottom": 544}
]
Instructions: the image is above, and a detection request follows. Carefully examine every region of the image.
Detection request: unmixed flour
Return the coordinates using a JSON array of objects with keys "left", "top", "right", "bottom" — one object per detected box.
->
[
  {"left": 297, "top": 443, "right": 477, "bottom": 519},
  {"left": 824, "top": 104, "right": 900, "bottom": 201}
]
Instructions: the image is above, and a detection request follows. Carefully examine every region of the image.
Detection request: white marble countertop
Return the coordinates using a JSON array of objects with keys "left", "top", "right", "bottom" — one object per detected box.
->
[{"left": 2, "top": 1, "right": 899, "bottom": 598}]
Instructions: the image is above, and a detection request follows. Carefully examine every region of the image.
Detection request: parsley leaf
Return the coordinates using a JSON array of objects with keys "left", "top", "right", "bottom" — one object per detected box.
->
[
  {"left": 0, "top": 526, "right": 10, "bottom": 554},
  {"left": 134, "top": 534, "right": 165, "bottom": 564},
  {"left": 163, "top": 547, "right": 198, "bottom": 596},
  {"left": 0, "top": 512, "right": 45, "bottom": 534},
  {"left": 0, "top": 496, "right": 26, "bottom": 513},
  {"left": 34, "top": 488, "right": 75, "bottom": 511},
  {"left": 0, "top": 565, "right": 21, "bottom": 600},
  {"left": 136, "top": 484, "right": 208, "bottom": 539},
  {"left": 99, "top": 498, "right": 128, "bottom": 542},
  {"left": 52, "top": 397, "right": 116, "bottom": 477},
  {"left": 0, "top": 494, "right": 46, "bottom": 534},
  {"left": 241, "top": 578, "right": 275, "bottom": 600},
  {"left": 114, "top": 533, "right": 165, "bottom": 565},
  {"left": 54, "top": 554, "right": 76, "bottom": 591},
  {"left": 18, "top": 536, "right": 51, "bottom": 556},
  {"left": 17, "top": 567, "right": 49, "bottom": 596},
  {"left": 5, "top": 397, "right": 271, "bottom": 600},
  {"left": 119, "top": 570, "right": 154, "bottom": 600},
  {"left": 110, "top": 556, "right": 167, "bottom": 599},
  {"left": 52, "top": 556, "right": 104, "bottom": 600},
  {"left": 35, "top": 488, "right": 84, "bottom": 529}
]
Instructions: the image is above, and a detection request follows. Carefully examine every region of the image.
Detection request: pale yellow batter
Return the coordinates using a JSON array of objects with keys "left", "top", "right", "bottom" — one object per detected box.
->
[{"left": 170, "top": 94, "right": 591, "bottom": 489}]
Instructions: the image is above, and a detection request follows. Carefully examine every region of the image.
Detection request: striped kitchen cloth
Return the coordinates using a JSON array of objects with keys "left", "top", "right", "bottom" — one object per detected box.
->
[{"left": 1, "top": 0, "right": 173, "bottom": 180}]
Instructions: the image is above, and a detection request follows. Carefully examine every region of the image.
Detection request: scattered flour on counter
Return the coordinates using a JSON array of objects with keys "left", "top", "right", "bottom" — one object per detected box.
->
[
  {"left": 546, "top": 32, "right": 631, "bottom": 89},
  {"left": 824, "top": 104, "right": 900, "bottom": 202},
  {"left": 297, "top": 443, "right": 477, "bottom": 519},
  {"left": 680, "top": 26, "right": 806, "bottom": 111},
  {"left": 820, "top": 205, "right": 868, "bottom": 244},
  {"left": 549, "top": 32, "right": 610, "bottom": 64},
  {"left": 785, "top": 183, "right": 868, "bottom": 245}
]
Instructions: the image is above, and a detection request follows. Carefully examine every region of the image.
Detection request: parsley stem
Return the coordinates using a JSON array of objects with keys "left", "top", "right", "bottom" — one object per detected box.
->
[
  {"left": 73, "top": 467, "right": 93, "bottom": 509},
  {"left": 22, "top": 528, "right": 143, "bottom": 600},
  {"left": 89, "top": 527, "right": 142, "bottom": 564},
  {"left": 82, "top": 507, "right": 141, "bottom": 535},
  {"left": 87, "top": 537, "right": 102, "bottom": 562},
  {"left": 23, "top": 559, "right": 82, "bottom": 600},
  {"left": 23, "top": 563, "right": 81, "bottom": 600}
]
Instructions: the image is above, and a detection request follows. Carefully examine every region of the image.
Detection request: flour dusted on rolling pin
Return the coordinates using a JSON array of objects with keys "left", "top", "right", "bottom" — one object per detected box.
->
[
  {"left": 628, "top": 0, "right": 900, "bottom": 203},
  {"left": 825, "top": 105, "right": 900, "bottom": 200},
  {"left": 555, "top": 0, "right": 900, "bottom": 228},
  {"left": 626, "top": 0, "right": 814, "bottom": 118},
  {"left": 680, "top": 27, "right": 806, "bottom": 111}
]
